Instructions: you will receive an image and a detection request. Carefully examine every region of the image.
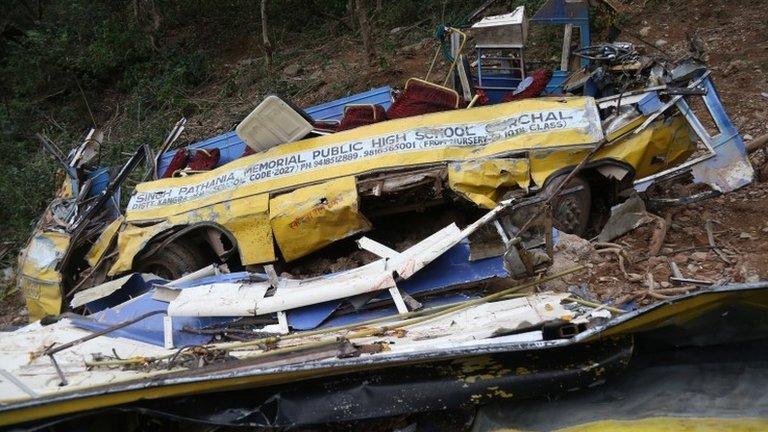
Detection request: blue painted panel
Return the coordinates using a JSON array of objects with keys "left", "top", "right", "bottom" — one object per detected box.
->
[
  {"left": 68, "top": 241, "right": 506, "bottom": 342},
  {"left": 637, "top": 92, "right": 663, "bottom": 116},
  {"left": 542, "top": 70, "right": 569, "bottom": 95},
  {"left": 156, "top": 87, "right": 392, "bottom": 176},
  {"left": 70, "top": 292, "right": 228, "bottom": 347},
  {"left": 634, "top": 76, "right": 752, "bottom": 193},
  {"left": 304, "top": 86, "right": 392, "bottom": 121},
  {"left": 476, "top": 74, "right": 522, "bottom": 104},
  {"left": 70, "top": 272, "right": 267, "bottom": 347},
  {"left": 85, "top": 167, "right": 121, "bottom": 218}
]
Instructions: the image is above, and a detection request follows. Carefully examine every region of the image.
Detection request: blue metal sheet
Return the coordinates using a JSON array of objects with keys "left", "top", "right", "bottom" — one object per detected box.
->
[
  {"left": 287, "top": 241, "right": 508, "bottom": 330},
  {"left": 69, "top": 292, "right": 226, "bottom": 347},
  {"left": 70, "top": 272, "right": 267, "bottom": 347},
  {"left": 475, "top": 73, "right": 523, "bottom": 103},
  {"left": 529, "top": 0, "right": 591, "bottom": 68},
  {"left": 637, "top": 92, "right": 663, "bottom": 116},
  {"left": 304, "top": 86, "right": 392, "bottom": 121},
  {"left": 542, "top": 70, "right": 569, "bottom": 95},
  {"left": 530, "top": 0, "right": 589, "bottom": 23},
  {"left": 156, "top": 87, "right": 392, "bottom": 176}
]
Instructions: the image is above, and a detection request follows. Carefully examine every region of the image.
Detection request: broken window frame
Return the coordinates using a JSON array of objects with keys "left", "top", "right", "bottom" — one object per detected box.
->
[{"left": 631, "top": 71, "right": 746, "bottom": 191}]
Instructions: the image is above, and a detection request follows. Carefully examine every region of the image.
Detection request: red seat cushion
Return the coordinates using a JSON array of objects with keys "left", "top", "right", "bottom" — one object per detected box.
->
[
  {"left": 312, "top": 120, "right": 340, "bottom": 133},
  {"left": 337, "top": 104, "right": 387, "bottom": 131},
  {"left": 241, "top": 145, "right": 256, "bottom": 157},
  {"left": 162, "top": 148, "right": 188, "bottom": 178},
  {"left": 386, "top": 79, "right": 460, "bottom": 119},
  {"left": 187, "top": 148, "right": 221, "bottom": 171},
  {"left": 501, "top": 69, "right": 553, "bottom": 102}
]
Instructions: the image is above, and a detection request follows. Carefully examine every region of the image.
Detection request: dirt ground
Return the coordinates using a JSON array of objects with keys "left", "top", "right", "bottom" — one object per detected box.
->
[
  {"left": 543, "top": 0, "right": 768, "bottom": 307},
  {"left": 2, "top": 0, "right": 768, "bottom": 326}
]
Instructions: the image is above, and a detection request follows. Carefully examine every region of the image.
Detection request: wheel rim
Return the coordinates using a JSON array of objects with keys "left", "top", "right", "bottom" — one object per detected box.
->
[{"left": 555, "top": 196, "right": 586, "bottom": 234}]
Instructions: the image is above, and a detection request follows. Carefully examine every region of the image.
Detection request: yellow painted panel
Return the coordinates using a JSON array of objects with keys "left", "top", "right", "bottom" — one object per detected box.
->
[
  {"left": 85, "top": 216, "right": 124, "bottom": 267},
  {"left": 126, "top": 97, "right": 603, "bottom": 221},
  {"left": 216, "top": 194, "right": 274, "bottom": 264},
  {"left": 163, "top": 195, "right": 274, "bottom": 264},
  {"left": 550, "top": 417, "right": 768, "bottom": 432},
  {"left": 529, "top": 115, "right": 693, "bottom": 187},
  {"left": 448, "top": 158, "right": 530, "bottom": 209},
  {"left": 17, "top": 231, "right": 70, "bottom": 319},
  {"left": 108, "top": 194, "right": 275, "bottom": 274},
  {"left": 108, "top": 221, "right": 172, "bottom": 276},
  {"left": 270, "top": 176, "right": 371, "bottom": 261}
]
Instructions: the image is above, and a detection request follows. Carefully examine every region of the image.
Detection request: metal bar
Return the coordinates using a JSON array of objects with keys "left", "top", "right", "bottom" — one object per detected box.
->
[
  {"left": 44, "top": 310, "right": 166, "bottom": 356},
  {"left": 36, "top": 133, "right": 78, "bottom": 180},
  {"left": 0, "top": 369, "right": 38, "bottom": 398},
  {"left": 48, "top": 355, "right": 68, "bottom": 387},
  {"left": 634, "top": 71, "right": 711, "bottom": 134},
  {"left": 670, "top": 277, "right": 714, "bottom": 287},
  {"left": 59, "top": 145, "right": 148, "bottom": 275}
]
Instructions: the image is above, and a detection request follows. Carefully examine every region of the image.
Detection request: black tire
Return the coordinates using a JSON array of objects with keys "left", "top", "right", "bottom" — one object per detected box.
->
[
  {"left": 136, "top": 240, "right": 209, "bottom": 280},
  {"left": 545, "top": 175, "right": 591, "bottom": 237}
]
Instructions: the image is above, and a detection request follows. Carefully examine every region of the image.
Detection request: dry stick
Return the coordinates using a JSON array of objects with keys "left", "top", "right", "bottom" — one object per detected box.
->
[
  {"left": 595, "top": 245, "right": 641, "bottom": 282},
  {"left": 746, "top": 132, "right": 768, "bottom": 154},
  {"left": 644, "top": 272, "right": 672, "bottom": 300},
  {"left": 86, "top": 266, "right": 585, "bottom": 368},
  {"left": 563, "top": 297, "right": 626, "bottom": 314},
  {"left": 705, "top": 219, "right": 731, "bottom": 264},
  {"left": 648, "top": 212, "right": 670, "bottom": 257}
]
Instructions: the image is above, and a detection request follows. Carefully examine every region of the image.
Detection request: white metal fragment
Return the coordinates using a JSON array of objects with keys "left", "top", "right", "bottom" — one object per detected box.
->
[{"left": 166, "top": 200, "right": 513, "bottom": 318}]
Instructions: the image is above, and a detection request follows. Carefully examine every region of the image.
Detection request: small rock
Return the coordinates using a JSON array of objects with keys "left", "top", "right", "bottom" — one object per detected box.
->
[
  {"left": 238, "top": 58, "right": 259, "bottom": 66},
  {"left": 660, "top": 281, "right": 672, "bottom": 288},
  {"left": 639, "top": 26, "right": 651, "bottom": 37},
  {"left": 724, "top": 59, "right": 748, "bottom": 75},
  {"left": 283, "top": 63, "right": 302, "bottom": 77},
  {"left": 746, "top": 274, "right": 760, "bottom": 283},
  {"left": 761, "top": 92, "right": 768, "bottom": 99},
  {"left": 687, "top": 263, "right": 699, "bottom": 272},
  {"left": 661, "top": 247, "right": 674, "bottom": 255},
  {"left": 739, "top": 232, "right": 753, "bottom": 239},
  {"left": 761, "top": 227, "right": 768, "bottom": 233},
  {"left": 744, "top": 134, "right": 754, "bottom": 141},
  {"left": 673, "top": 254, "right": 689, "bottom": 264},
  {"left": 19, "top": 308, "right": 28, "bottom": 316},
  {"left": 655, "top": 39, "right": 668, "bottom": 47},
  {"left": 692, "top": 251, "right": 709, "bottom": 261}
]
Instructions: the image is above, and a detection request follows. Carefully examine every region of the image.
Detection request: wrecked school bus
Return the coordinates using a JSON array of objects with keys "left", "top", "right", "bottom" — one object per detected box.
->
[
  {"left": 17, "top": 4, "right": 753, "bottom": 324},
  {"left": 18, "top": 71, "right": 749, "bottom": 321},
  {"left": 4, "top": 1, "right": 760, "bottom": 428}
]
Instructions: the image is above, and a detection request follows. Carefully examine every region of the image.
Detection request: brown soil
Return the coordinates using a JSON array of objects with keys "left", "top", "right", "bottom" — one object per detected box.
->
[{"left": 553, "top": 0, "right": 768, "bottom": 307}]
